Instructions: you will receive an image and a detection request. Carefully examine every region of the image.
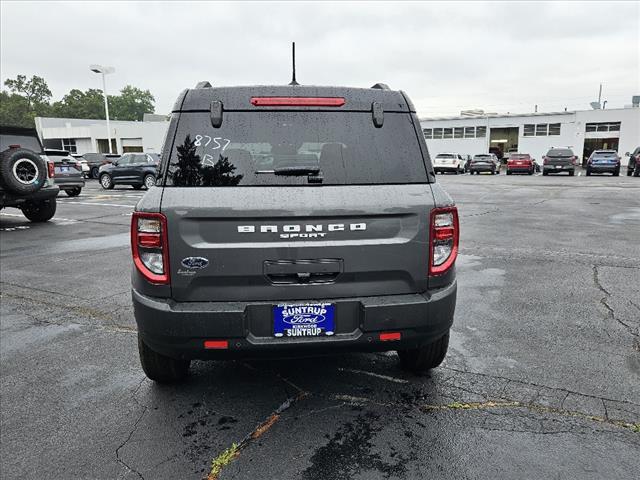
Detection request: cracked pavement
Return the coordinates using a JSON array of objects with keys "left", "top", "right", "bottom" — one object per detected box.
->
[{"left": 1, "top": 176, "right": 639, "bottom": 479}]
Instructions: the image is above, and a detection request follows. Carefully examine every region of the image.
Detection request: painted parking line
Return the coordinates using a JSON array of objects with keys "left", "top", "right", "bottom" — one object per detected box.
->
[{"left": 63, "top": 201, "right": 134, "bottom": 208}]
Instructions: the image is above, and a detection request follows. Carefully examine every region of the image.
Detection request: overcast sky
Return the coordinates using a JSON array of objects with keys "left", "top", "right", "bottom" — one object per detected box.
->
[{"left": 1, "top": 1, "right": 638, "bottom": 117}]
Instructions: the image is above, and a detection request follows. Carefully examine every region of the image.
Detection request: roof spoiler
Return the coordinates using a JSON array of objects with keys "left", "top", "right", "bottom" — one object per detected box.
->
[
  {"left": 195, "top": 81, "right": 212, "bottom": 89},
  {"left": 371, "top": 83, "right": 390, "bottom": 90}
]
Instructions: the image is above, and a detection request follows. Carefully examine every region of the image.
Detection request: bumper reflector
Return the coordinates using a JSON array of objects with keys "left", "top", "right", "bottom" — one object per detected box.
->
[
  {"left": 379, "top": 332, "right": 401, "bottom": 341},
  {"left": 204, "top": 340, "right": 229, "bottom": 350}
]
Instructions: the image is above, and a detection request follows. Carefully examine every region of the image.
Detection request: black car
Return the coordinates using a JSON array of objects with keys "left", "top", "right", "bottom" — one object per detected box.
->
[
  {"left": 0, "top": 126, "right": 59, "bottom": 222},
  {"left": 542, "top": 148, "right": 577, "bottom": 176},
  {"left": 626, "top": 147, "right": 640, "bottom": 177},
  {"left": 83, "top": 152, "right": 121, "bottom": 179},
  {"left": 99, "top": 153, "right": 159, "bottom": 190}
]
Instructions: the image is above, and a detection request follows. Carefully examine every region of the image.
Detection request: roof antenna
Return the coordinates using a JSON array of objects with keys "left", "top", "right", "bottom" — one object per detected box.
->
[{"left": 289, "top": 42, "right": 299, "bottom": 86}]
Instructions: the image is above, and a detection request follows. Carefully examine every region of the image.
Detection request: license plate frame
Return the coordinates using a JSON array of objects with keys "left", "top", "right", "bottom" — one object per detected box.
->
[{"left": 273, "top": 303, "right": 335, "bottom": 338}]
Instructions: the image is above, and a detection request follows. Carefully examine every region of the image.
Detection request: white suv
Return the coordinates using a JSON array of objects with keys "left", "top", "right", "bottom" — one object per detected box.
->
[{"left": 433, "top": 153, "right": 464, "bottom": 174}]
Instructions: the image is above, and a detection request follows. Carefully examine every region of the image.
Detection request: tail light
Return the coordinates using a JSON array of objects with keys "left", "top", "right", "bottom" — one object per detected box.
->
[
  {"left": 131, "top": 212, "right": 170, "bottom": 284},
  {"left": 47, "top": 161, "right": 55, "bottom": 178},
  {"left": 542, "top": 156, "right": 548, "bottom": 165},
  {"left": 571, "top": 156, "right": 577, "bottom": 165},
  {"left": 429, "top": 206, "right": 459, "bottom": 276}
]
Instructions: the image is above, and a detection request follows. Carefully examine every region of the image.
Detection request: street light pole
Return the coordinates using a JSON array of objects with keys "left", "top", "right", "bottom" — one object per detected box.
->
[{"left": 90, "top": 65, "right": 115, "bottom": 154}]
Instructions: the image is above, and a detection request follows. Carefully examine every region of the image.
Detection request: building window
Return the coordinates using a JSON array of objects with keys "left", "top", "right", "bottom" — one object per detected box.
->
[
  {"left": 433, "top": 128, "right": 443, "bottom": 139},
  {"left": 423, "top": 128, "right": 432, "bottom": 139},
  {"left": 443, "top": 128, "right": 453, "bottom": 139},
  {"left": 475, "top": 126, "right": 486, "bottom": 138},
  {"left": 548, "top": 123, "right": 561, "bottom": 136},
  {"left": 454, "top": 127, "right": 464, "bottom": 139},
  {"left": 523, "top": 124, "right": 535, "bottom": 137},
  {"left": 464, "top": 127, "right": 475, "bottom": 138},
  {"left": 62, "top": 138, "right": 77, "bottom": 153},
  {"left": 586, "top": 122, "right": 621, "bottom": 132},
  {"left": 535, "top": 124, "right": 548, "bottom": 136}
]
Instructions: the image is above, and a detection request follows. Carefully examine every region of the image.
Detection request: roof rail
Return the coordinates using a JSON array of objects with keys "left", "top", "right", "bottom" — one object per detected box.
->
[
  {"left": 195, "top": 81, "right": 212, "bottom": 89},
  {"left": 371, "top": 83, "right": 390, "bottom": 90}
]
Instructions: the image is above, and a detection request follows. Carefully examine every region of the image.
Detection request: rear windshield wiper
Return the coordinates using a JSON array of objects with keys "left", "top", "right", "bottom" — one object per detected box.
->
[{"left": 256, "top": 166, "right": 321, "bottom": 176}]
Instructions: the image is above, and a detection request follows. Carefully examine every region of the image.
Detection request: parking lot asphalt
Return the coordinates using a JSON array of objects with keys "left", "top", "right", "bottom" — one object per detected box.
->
[{"left": 1, "top": 174, "right": 639, "bottom": 480}]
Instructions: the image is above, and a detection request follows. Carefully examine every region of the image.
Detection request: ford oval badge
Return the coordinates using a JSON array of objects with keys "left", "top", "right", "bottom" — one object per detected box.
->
[{"left": 181, "top": 257, "right": 209, "bottom": 269}]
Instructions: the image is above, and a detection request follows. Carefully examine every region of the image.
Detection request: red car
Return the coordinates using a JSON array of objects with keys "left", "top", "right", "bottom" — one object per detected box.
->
[{"left": 506, "top": 153, "right": 534, "bottom": 175}]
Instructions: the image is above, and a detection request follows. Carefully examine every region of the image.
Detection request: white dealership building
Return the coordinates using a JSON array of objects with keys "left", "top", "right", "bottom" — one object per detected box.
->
[
  {"left": 420, "top": 103, "right": 640, "bottom": 165},
  {"left": 34, "top": 114, "right": 169, "bottom": 155}
]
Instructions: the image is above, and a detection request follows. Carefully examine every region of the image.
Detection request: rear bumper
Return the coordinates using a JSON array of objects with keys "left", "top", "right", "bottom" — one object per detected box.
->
[
  {"left": 0, "top": 185, "right": 59, "bottom": 208},
  {"left": 55, "top": 177, "right": 85, "bottom": 189},
  {"left": 588, "top": 164, "right": 619, "bottom": 173},
  {"left": 469, "top": 164, "right": 494, "bottom": 172},
  {"left": 434, "top": 166, "right": 459, "bottom": 172},
  {"left": 543, "top": 165, "right": 573, "bottom": 172},
  {"left": 508, "top": 165, "right": 533, "bottom": 173},
  {"left": 133, "top": 281, "right": 457, "bottom": 360}
]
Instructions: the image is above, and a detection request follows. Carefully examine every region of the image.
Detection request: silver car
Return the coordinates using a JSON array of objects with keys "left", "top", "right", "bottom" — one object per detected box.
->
[{"left": 43, "top": 149, "right": 85, "bottom": 196}]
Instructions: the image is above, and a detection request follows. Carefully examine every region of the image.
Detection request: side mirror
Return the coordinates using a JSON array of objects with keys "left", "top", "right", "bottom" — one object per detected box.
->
[{"left": 625, "top": 152, "right": 630, "bottom": 156}]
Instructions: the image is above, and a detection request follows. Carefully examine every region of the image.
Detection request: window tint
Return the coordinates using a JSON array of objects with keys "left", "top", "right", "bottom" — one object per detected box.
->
[
  {"left": 1, "top": 134, "right": 41, "bottom": 152},
  {"left": 165, "top": 111, "right": 428, "bottom": 186},
  {"left": 436, "top": 154, "right": 455, "bottom": 159},
  {"left": 547, "top": 148, "right": 573, "bottom": 156}
]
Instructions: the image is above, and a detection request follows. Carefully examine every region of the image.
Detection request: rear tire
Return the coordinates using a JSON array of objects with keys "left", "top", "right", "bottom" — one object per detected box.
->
[
  {"left": 65, "top": 187, "right": 81, "bottom": 197},
  {"left": 627, "top": 169, "right": 632, "bottom": 176},
  {"left": 613, "top": 168, "right": 620, "bottom": 177},
  {"left": 569, "top": 170, "right": 574, "bottom": 177},
  {"left": 543, "top": 170, "right": 548, "bottom": 176},
  {"left": 506, "top": 170, "right": 512, "bottom": 175},
  {"left": 0, "top": 148, "right": 47, "bottom": 195},
  {"left": 143, "top": 174, "right": 156, "bottom": 189},
  {"left": 398, "top": 332, "right": 450, "bottom": 374},
  {"left": 21, "top": 198, "right": 56, "bottom": 222},
  {"left": 91, "top": 167, "right": 100, "bottom": 179},
  {"left": 100, "top": 174, "right": 114, "bottom": 190},
  {"left": 138, "top": 335, "right": 190, "bottom": 383},
  {"left": 586, "top": 169, "right": 591, "bottom": 176}
]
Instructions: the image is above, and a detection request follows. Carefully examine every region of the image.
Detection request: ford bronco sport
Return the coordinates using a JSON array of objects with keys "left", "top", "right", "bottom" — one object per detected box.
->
[{"left": 132, "top": 83, "right": 458, "bottom": 382}]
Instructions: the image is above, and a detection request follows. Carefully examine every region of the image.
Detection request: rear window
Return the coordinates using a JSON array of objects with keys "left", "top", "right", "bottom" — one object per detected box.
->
[
  {"left": 593, "top": 151, "right": 617, "bottom": 157},
  {"left": 510, "top": 154, "right": 530, "bottom": 159},
  {"left": 547, "top": 149, "right": 573, "bottom": 156},
  {"left": 164, "top": 111, "right": 427, "bottom": 186},
  {"left": 1, "top": 134, "right": 41, "bottom": 153},
  {"left": 473, "top": 155, "right": 491, "bottom": 159},
  {"left": 435, "top": 154, "right": 455, "bottom": 159}
]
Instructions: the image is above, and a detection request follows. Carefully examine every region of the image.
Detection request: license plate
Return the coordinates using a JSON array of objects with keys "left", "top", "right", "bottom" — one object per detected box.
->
[
  {"left": 555, "top": 165, "right": 562, "bottom": 169},
  {"left": 60, "top": 166, "right": 69, "bottom": 172},
  {"left": 273, "top": 303, "right": 335, "bottom": 338}
]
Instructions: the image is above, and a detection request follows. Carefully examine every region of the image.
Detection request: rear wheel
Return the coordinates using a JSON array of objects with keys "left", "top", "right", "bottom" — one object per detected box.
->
[
  {"left": 569, "top": 170, "right": 574, "bottom": 177},
  {"left": 21, "top": 199, "right": 56, "bottom": 222},
  {"left": 613, "top": 168, "right": 620, "bottom": 177},
  {"left": 143, "top": 174, "right": 156, "bottom": 189},
  {"left": 506, "top": 170, "right": 512, "bottom": 175},
  {"left": 138, "top": 335, "right": 190, "bottom": 383},
  {"left": 100, "top": 174, "right": 114, "bottom": 190},
  {"left": 397, "top": 332, "right": 450, "bottom": 374},
  {"left": 91, "top": 166, "right": 100, "bottom": 179},
  {"left": 65, "top": 187, "right": 81, "bottom": 197},
  {"left": 542, "top": 170, "right": 548, "bottom": 176},
  {"left": 628, "top": 169, "right": 633, "bottom": 176},
  {"left": 586, "top": 169, "right": 591, "bottom": 176}
]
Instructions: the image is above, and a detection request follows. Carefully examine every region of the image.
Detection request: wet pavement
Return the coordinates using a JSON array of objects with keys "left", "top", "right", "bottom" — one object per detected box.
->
[{"left": 1, "top": 175, "right": 639, "bottom": 479}]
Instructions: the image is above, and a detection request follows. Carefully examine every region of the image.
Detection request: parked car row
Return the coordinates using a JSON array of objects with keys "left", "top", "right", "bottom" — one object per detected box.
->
[{"left": 434, "top": 147, "right": 640, "bottom": 177}]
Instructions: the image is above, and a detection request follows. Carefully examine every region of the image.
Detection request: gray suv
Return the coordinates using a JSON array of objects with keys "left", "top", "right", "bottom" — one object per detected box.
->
[{"left": 132, "top": 83, "right": 458, "bottom": 382}]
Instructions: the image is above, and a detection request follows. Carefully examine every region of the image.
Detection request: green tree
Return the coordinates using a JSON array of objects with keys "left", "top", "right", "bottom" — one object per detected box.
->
[
  {"left": 109, "top": 85, "right": 155, "bottom": 121},
  {"left": 51, "top": 89, "right": 106, "bottom": 119},
  {"left": 4, "top": 74, "right": 52, "bottom": 109}
]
